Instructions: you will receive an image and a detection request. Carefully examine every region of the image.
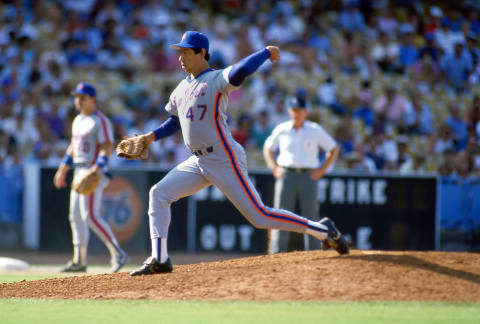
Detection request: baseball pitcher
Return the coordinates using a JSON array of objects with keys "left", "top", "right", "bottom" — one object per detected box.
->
[{"left": 118, "top": 31, "right": 349, "bottom": 276}]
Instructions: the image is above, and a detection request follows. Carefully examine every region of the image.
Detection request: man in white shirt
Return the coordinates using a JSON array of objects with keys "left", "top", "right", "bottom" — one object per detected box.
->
[{"left": 263, "top": 97, "right": 340, "bottom": 254}]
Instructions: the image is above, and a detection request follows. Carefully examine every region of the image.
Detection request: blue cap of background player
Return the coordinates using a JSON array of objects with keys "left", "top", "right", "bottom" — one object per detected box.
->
[
  {"left": 288, "top": 96, "right": 307, "bottom": 109},
  {"left": 170, "top": 31, "right": 209, "bottom": 53},
  {"left": 71, "top": 82, "right": 96, "bottom": 97}
]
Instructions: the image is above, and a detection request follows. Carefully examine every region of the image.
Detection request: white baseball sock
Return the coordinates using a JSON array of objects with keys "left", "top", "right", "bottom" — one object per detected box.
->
[
  {"left": 305, "top": 220, "right": 328, "bottom": 241},
  {"left": 151, "top": 238, "right": 168, "bottom": 263},
  {"left": 73, "top": 245, "right": 87, "bottom": 265}
]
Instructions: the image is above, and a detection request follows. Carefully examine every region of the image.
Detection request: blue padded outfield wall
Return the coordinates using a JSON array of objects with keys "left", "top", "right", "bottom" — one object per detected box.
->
[
  {"left": 439, "top": 177, "right": 480, "bottom": 251},
  {"left": 0, "top": 166, "right": 22, "bottom": 226}
]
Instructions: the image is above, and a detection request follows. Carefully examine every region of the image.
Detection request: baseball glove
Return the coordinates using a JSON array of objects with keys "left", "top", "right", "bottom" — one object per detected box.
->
[
  {"left": 72, "top": 169, "right": 101, "bottom": 195},
  {"left": 116, "top": 135, "right": 150, "bottom": 160}
]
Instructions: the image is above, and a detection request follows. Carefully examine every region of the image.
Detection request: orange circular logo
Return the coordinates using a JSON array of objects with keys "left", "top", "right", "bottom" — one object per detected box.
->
[{"left": 101, "top": 177, "right": 142, "bottom": 244}]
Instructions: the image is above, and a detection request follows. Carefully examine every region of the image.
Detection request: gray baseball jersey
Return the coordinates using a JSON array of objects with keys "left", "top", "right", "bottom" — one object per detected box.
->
[
  {"left": 72, "top": 111, "right": 114, "bottom": 164},
  {"left": 149, "top": 67, "right": 330, "bottom": 243},
  {"left": 165, "top": 67, "right": 237, "bottom": 151}
]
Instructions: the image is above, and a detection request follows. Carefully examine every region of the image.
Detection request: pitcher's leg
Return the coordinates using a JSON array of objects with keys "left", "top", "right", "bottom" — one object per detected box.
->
[
  {"left": 204, "top": 157, "right": 329, "bottom": 241},
  {"left": 130, "top": 161, "right": 210, "bottom": 276},
  {"left": 149, "top": 165, "right": 210, "bottom": 240}
]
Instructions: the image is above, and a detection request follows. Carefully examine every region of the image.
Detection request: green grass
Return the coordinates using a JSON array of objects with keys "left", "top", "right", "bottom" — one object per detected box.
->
[
  {"left": 0, "top": 274, "right": 59, "bottom": 283},
  {"left": 0, "top": 300, "right": 478, "bottom": 324},
  {"left": 1, "top": 273, "right": 479, "bottom": 324}
]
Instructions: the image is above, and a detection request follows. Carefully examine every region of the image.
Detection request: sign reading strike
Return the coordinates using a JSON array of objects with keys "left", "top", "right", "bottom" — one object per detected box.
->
[{"left": 318, "top": 178, "right": 387, "bottom": 205}]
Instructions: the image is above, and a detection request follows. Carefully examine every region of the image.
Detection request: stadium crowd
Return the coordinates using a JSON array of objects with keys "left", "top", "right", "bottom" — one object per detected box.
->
[{"left": 1, "top": 0, "right": 480, "bottom": 178}]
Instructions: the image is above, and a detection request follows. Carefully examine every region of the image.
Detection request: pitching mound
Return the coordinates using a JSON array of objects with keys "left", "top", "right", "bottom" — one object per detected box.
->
[{"left": 1, "top": 250, "right": 479, "bottom": 301}]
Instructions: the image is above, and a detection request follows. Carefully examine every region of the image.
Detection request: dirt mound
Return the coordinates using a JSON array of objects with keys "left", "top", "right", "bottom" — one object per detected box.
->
[{"left": 1, "top": 250, "right": 479, "bottom": 301}]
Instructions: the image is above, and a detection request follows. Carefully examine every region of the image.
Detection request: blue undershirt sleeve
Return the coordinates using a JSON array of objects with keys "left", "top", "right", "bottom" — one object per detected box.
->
[
  {"left": 228, "top": 48, "right": 271, "bottom": 86},
  {"left": 152, "top": 115, "right": 180, "bottom": 141}
]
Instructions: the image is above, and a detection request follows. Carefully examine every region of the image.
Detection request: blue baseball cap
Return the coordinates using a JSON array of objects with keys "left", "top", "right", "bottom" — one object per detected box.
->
[
  {"left": 170, "top": 31, "right": 209, "bottom": 53},
  {"left": 72, "top": 82, "right": 96, "bottom": 97},
  {"left": 288, "top": 96, "right": 307, "bottom": 109}
]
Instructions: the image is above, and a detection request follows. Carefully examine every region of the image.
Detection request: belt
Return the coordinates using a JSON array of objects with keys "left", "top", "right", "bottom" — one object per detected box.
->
[
  {"left": 74, "top": 163, "right": 112, "bottom": 179},
  {"left": 74, "top": 163, "right": 91, "bottom": 168},
  {"left": 191, "top": 146, "right": 213, "bottom": 157},
  {"left": 284, "top": 167, "right": 313, "bottom": 173}
]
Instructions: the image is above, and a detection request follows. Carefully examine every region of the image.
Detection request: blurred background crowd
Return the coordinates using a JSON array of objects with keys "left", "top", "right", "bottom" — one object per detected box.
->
[{"left": 1, "top": 0, "right": 480, "bottom": 178}]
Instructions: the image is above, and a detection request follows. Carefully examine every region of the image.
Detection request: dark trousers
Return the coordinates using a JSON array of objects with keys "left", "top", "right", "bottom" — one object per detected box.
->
[{"left": 268, "top": 169, "right": 320, "bottom": 254}]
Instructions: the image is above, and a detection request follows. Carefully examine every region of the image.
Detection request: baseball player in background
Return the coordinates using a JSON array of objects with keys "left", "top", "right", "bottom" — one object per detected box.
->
[
  {"left": 128, "top": 31, "right": 349, "bottom": 276},
  {"left": 54, "top": 82, "right": 128, "bottom": 273},
  {"left": 263, "top": 96, "right": 340, "bottom": 254}
]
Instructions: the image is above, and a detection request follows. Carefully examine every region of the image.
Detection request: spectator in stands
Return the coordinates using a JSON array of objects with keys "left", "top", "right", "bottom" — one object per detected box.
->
[
  {"left": 404, "top": 91, "right": 435, "bottom": 135},
  {"left": 377, "top": 7, "right": 398, "bottom": 36},
  {"left": 434, "top": 18, "right": 465, "bottom": 55},
  {"left": 317, "top": 75, "right": 346, "bottom": 115},
  {"left": 464, "top": 33, "right": 480, "bottom": 67},
  {"left": 345, "top": 142, "right": 376, "bottom": 172},
  {"left": 370, "top": 32, "right": 399, "bottom": 73},
  {"left": 334, "top": 115, "right": 354, "bottom": 157},
  {"left": 398, "top": 32, "right": 418, "bottom": 71},
  {"left": 400, "top": 152, "right": 427, "bottom": 174},
  {"left": 418, "top": 33, "right": 440, "bottom": 62},
  {"left": 232, "top": 114, "right": 253, "bottom": 148},
  {"left": 430, "top": 124, "right": 456, "bottom": 155},
  {"left": 445, "top": 103, "right": 469, "bottom": 151},
  {"left": 352, "top": 79, "right": 374, "bottom": 127},
  {"left": 441, "top": 42, "right": 473, "bottom": 93},
  {"left": 367, "top": 125, "right": 398, "bottom": 170},
  {"left": 251, "top": 110, "right": 273, "bottom": 150},
  {"left": 373, "top": 86, "right": 408, "bottom": 126},
  {"left": 396, "top": 135, "right": 411, "bottom": 169},
  {"left": 339, "top": 0, "right": 365, "bottom": 33}
]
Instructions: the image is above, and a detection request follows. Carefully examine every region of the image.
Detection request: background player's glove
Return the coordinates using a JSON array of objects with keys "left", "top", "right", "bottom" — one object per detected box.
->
[
  {"left": 116, "top": 135, "right": 150, "bottom": 160},
  {"left": 72, "top": 169, "right": 101, "bottom": 195}
]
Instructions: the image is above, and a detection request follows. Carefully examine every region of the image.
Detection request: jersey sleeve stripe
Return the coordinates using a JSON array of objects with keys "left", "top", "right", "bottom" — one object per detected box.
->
[
  {"left": 95, "top": 111, "right": 112, "bottom": 142},
  {"left": 213, "top": 92, "right": 308, "bottom": 228}
]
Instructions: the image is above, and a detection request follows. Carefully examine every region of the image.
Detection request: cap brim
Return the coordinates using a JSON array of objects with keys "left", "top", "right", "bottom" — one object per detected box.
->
[
  {"left": 71, "top": 90, "right": 94, "bottom": 97},
  {"left": 170, "top": 43, "right": 196, "bottom": 50}
]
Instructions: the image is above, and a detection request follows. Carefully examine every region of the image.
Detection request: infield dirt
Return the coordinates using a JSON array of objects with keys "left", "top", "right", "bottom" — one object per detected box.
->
[{"left": 1, "top": 250, "right": 479, "bottom": 301}]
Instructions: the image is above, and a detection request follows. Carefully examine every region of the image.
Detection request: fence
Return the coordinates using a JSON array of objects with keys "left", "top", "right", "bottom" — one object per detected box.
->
[{"left": 3, "top": 163, "right": 479, "bottom": 252}]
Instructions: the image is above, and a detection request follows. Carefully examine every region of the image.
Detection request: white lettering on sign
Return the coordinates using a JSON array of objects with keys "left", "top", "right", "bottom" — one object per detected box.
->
[
  {"left": 357, "top": 226, "right": 372, "bottom": 250},
  {"left": 347, "top": 179, "right": 355, "bottom": 204},
  {"left": 357, "top": 180, "right": 371, "bottom": 204},
  {"left": 318, "top": 179, "right": 329, "bottom": 203},
  {"left": 219, "top": 225, "right": 236, "bottom": 250},
  {"left": 200, "top": 225, "right": 217, "bottom": 250},
  {"left": 200, "top": 224, "right": 255, "bottom": 251},
  {"left": 373, "top": 180, "right": 387, "bottom": 204},
  {"left": 238, "top": 225, "right": 254, "bottom": 250},
  {"left": 331, "top": 179, "right": 345, "bottom": 203},
  {"left": 317, "top": 178, "right": 388, "bottom": 205}
]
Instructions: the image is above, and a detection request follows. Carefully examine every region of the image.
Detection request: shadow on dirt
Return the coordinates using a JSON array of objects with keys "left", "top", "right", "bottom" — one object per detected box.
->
[{"left": 341, "top": 254, "right": 480, "bottom": 284}]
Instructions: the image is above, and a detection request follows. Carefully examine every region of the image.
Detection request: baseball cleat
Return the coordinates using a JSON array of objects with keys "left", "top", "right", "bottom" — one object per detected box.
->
[
  {"left": 130, "top": 256, "right": 173, "bottom": 276},
  {"left": 111, "top": 250, "right": 129, "bottom": 273},
  {"left": 319, "top": 217, "right": 350, "bottom": 255},
  {"left": 59, "top": 260, "right": 87, "bottom": 273}
]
